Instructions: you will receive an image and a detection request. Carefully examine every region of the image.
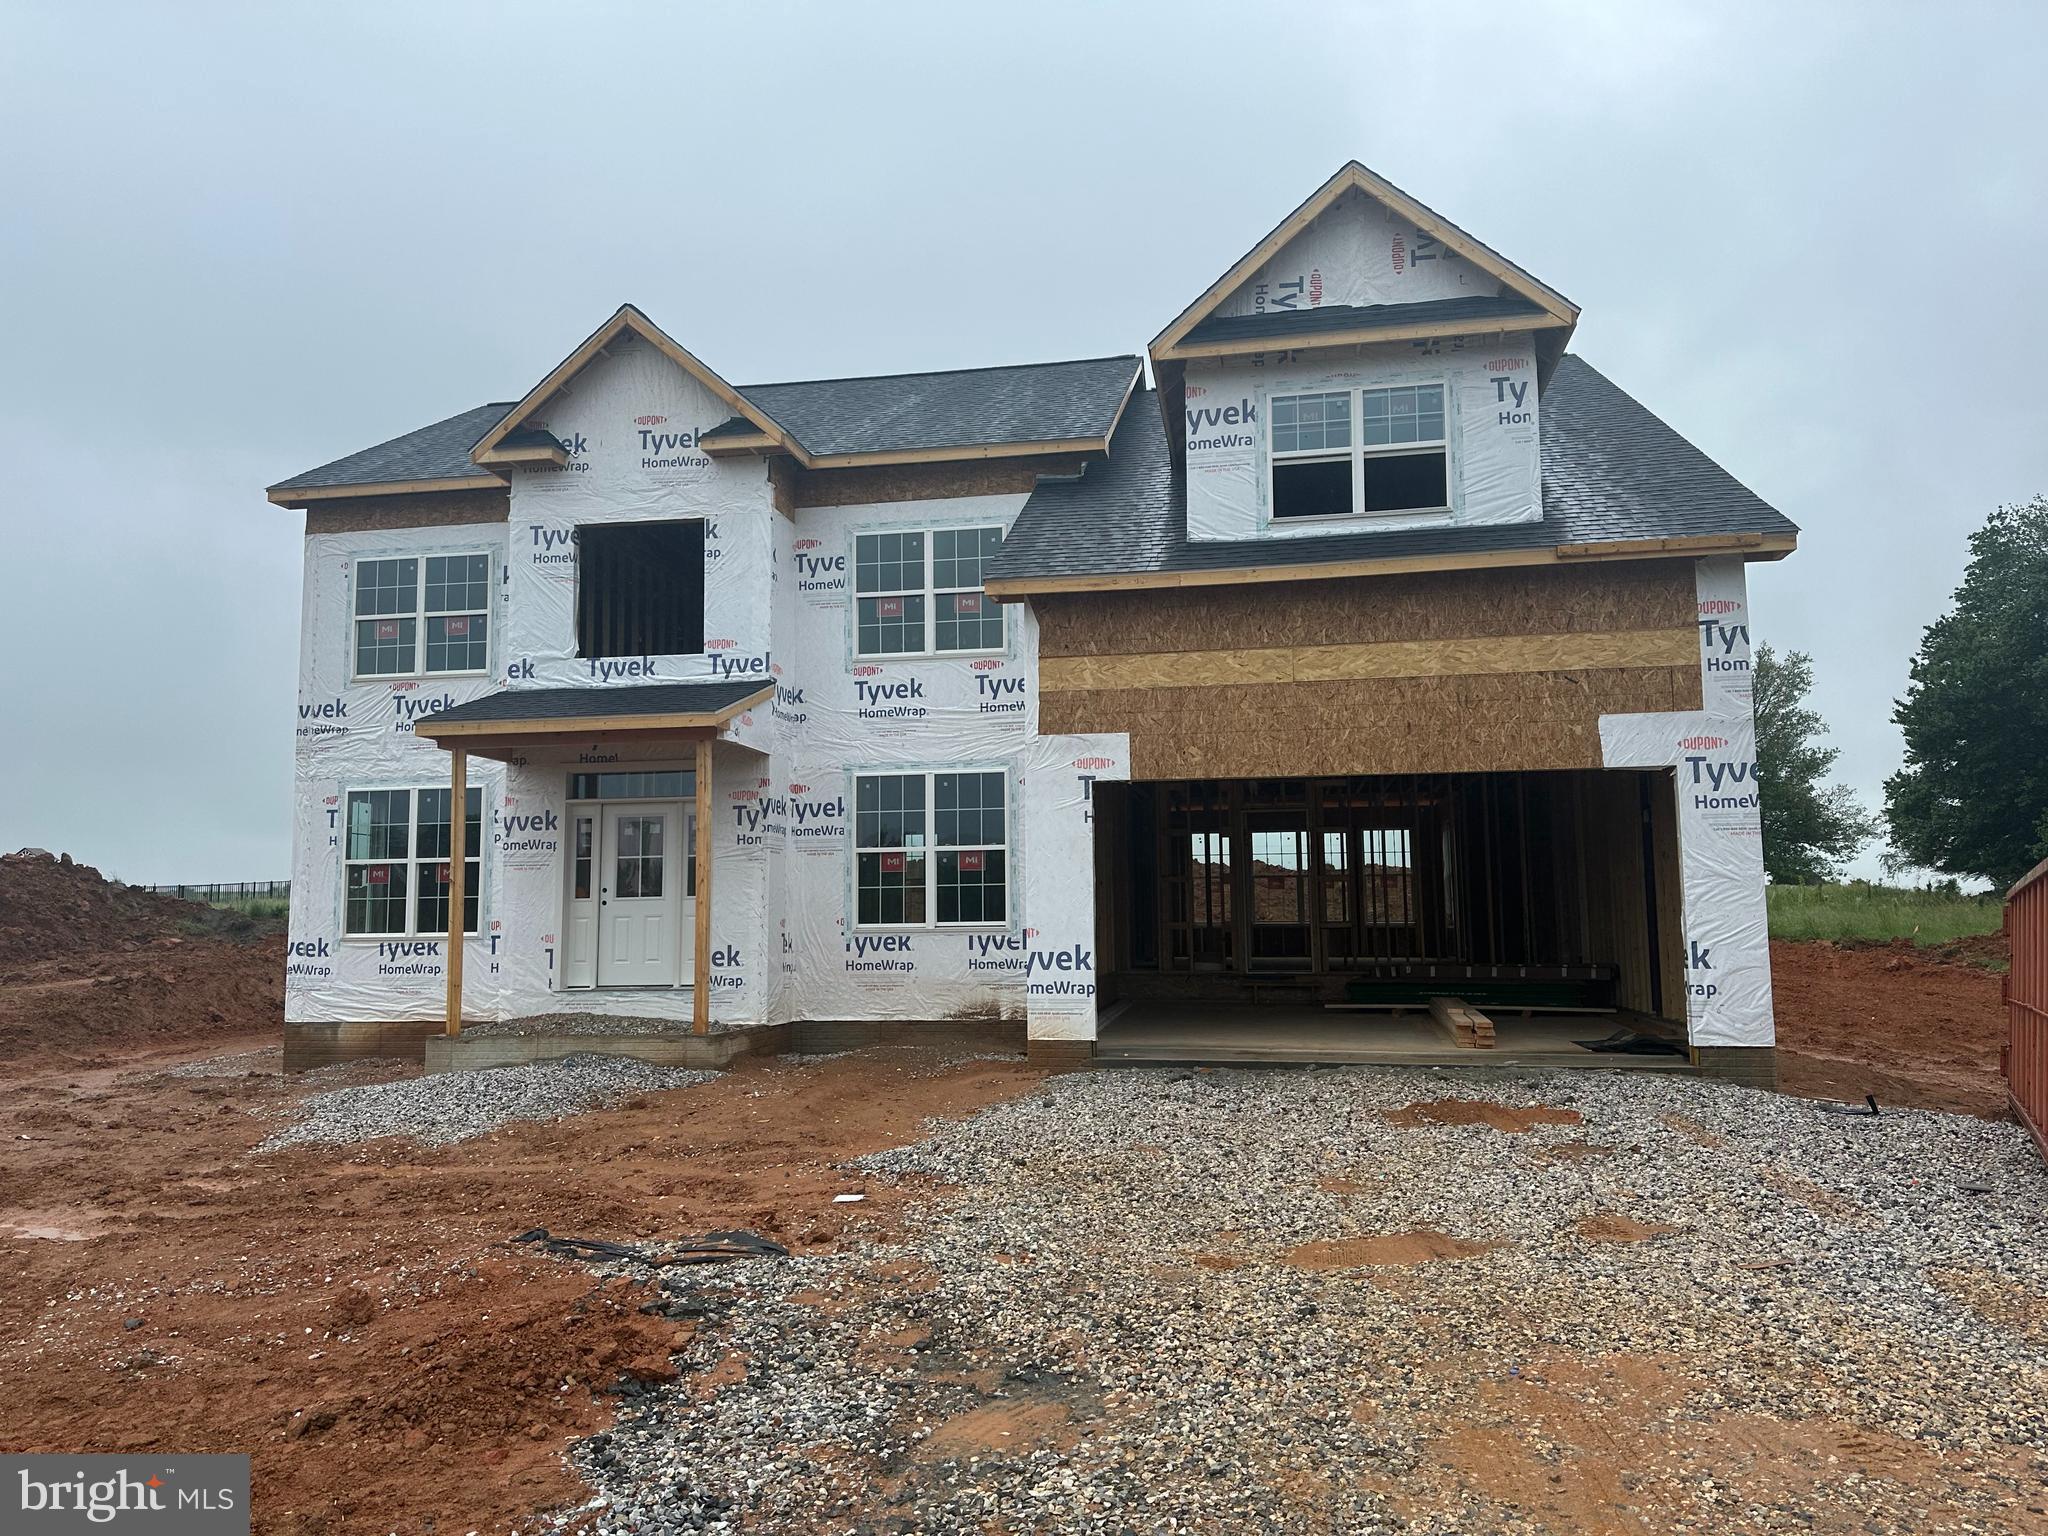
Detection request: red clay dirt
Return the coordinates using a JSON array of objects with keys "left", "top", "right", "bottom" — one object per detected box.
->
[
  {"left": 0, "top": 1041, "right": 1044, "bottom": 1533},
  {"left": 1769, "top": 936, "right": 2010, "bottom": 1117},
  {"left": 0, "top": 849, "right": 285, "bottom": 1068}
]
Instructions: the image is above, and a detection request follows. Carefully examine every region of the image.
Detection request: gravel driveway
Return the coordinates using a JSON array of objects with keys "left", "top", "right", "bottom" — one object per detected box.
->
[{"left": 562, "top": 1066, "right": 2048, "bottom": 1535}]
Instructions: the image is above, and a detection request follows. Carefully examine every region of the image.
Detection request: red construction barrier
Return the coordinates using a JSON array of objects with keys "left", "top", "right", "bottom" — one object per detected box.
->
[{"left": 2005, "top": 856, "right": 2048, "bottom": 1159}]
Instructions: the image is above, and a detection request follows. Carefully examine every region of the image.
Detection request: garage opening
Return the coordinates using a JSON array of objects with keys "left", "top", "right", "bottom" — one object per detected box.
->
[{"left": 1091, "top": 771, "right": 1688, "bottom": 1064}]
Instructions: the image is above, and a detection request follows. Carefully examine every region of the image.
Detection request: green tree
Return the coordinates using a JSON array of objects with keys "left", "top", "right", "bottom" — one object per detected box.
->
[
  {"left": 1752, "top": 643, "right": 1877, "bottom": 883},
  {"left": 1885, "top": 497, "right": 2048, "bottom": 890}
]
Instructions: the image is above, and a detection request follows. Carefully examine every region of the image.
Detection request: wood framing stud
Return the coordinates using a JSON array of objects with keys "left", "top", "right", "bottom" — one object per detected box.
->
[
  {"left": 693, "top": 737, "right": 713, "bottom": 1036},
  {"left": 446, "top": 746, "right": 467, "bottom": 1037}
]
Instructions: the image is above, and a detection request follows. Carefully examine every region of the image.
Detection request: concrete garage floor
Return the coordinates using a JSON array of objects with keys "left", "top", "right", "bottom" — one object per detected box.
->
[{"left": 1096, "top": 998, "right": 1694, "bottom": 1069}]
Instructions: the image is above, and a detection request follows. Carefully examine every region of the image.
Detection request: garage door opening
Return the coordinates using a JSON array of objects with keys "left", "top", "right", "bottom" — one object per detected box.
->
[{"left": 1091, "top": 771, "right": 1688, "bottom": 1065}]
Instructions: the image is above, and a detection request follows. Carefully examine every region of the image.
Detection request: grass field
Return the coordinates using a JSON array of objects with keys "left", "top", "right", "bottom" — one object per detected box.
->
[{"left": 1766, "top": 881, "right": 2005, "bottom": 946}]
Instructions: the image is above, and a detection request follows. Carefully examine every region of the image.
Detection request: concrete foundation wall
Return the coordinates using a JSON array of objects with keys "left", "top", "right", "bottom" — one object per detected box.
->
[{"left": 1694, "top": 1046, "right": 1778, "bottom": 1090}]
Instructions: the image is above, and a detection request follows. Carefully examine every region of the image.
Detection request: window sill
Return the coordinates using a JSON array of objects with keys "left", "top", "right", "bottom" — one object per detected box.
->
[
  {"left": 851, "top": 648, "right": 1007, "bottom": 665},
  {"left": 339, "top": 933, "right": 484, "bottom": 945},
  {"left": 351, "top": 670, "right": 492, "bottom": 686},
  {"left": 1266, "top": 506, "right": 1454, "bottom": 528}
]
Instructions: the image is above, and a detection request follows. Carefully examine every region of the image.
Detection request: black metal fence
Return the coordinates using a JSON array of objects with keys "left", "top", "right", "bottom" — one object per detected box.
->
[{"left": 143, "top": 880, "right": 292, "bottom": 905}]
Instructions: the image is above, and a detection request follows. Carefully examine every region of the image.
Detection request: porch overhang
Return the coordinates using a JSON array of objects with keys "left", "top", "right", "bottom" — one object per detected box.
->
[{"left": 412, "top": 680, "right": 772, "bottom": 760}]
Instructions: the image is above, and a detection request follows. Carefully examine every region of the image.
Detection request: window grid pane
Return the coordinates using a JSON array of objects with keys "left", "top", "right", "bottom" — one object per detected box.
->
[
  {"left": 355, "top": 616, "right": 417, "bottom": 677},
  {"left": 1361, "top": 384, "right": 1445, "bottom": 448},
  {"left": 423, "top": 554, "right": 489, "bottom": 614},
  {"left": 1271, "top": 391, "right": 1352, "bottom": 454},
  {"left": 424, "top": 613, "right": 488, "bottom": 672},
  {"left": 857, "top": 593, "right": 926, "bottom": 656},
  {"left": 854, "top": 531, "right": 925, "bottom": 595},
  {"left": 354, "top": 558, "right": 418, "bottom": 618}
]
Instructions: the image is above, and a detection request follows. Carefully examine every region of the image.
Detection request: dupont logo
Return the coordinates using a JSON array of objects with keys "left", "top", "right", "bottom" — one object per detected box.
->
[
  {"left": 1392, "top": 234, "right": 1407, "bottom": 272},
  {"left": 970, "top": 658, "right": 1004, "bottom": 671},
  {"left": 1677, "top": 735, "right": 1729, "bottom": 751},
  {"left": 852, "top": 664, "right": 882, "bottom": 678},
  {"left": 793, "top": 538, "right": 822, "bottom": 551},
  {"left": 635, "top": 414, "right": 667, "bottom": 426},
  {"left": 788, "top": 783, "right": 811, "bottom": 794},
  {"left": 1698, "top": 598, "right": 1740, "bottom": 616},
  {"left": 706, "top": 638, "right": 737, "bottom": 651},
  {"left": 1073, "top": 756, "right": 1114, "bottom": 770},
  {"left": 729, "top": 787, "right": 760, "bottom": 802}
]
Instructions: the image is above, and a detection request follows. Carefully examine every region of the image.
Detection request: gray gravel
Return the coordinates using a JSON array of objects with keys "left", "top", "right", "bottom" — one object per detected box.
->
[
  {"left": 257, "top": 1054, "right": 717, "bottom": 1150},
  {"left": 548, "top": 1065, "right": 2048, "bottom": 1535}
]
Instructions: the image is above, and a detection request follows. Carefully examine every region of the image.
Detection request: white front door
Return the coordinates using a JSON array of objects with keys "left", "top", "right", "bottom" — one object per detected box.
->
[
  {"left": 600, "top": 805, "right": 680, "bottom": 987},
  {"left": 561, "top": 799, "right": 696, "bottom": 990}
]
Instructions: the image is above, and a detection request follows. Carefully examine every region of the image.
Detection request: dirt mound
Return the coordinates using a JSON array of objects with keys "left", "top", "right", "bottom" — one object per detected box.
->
[
  {"left": 0, "top": 848, "right": 276, "bottom": 969},
  {"left": 0, "top": 850, "right": 286, "bottom": 1066},
  {"left": 1770, "top": 939, "right": 2008, "bottom": 1118},
  {"left": 0, "top": 936, "right": 286, "bottom": 1067}
]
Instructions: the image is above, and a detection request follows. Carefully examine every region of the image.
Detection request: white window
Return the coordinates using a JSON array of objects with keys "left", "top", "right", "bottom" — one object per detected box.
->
[
  {"left": 342, "top": 786, "right": 482, "bottom": 937},
  {"left": 353, "top": 554, "right": 491, "bottom": 679},
  {"left": 1270, "top": 383, "right": 1448, "bottom": 520},
  {"left": 854, "top": 770, "right": 1008, "bottom": 927},
  {"left": 854, "top": 528, "right": 1005, "bottom": 657}
]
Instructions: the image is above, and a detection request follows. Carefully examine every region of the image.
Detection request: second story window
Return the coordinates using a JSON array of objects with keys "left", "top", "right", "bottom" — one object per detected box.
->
[
  {"left": 855, "top": 527, "right": 1005, "bottom": 658},
  {"left": 1270, "top": 383, "right": 1449, "bottom": 521},
  {"left": 353, "top": 554, "right": 491, "bottom": 680},
  {"left": 576, "top": 520, "right": 706, "bottom": 659}
]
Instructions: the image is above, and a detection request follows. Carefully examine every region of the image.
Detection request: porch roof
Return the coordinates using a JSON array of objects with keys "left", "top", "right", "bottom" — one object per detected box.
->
[{"left": 413, "top": 681, "right": 771, "bottom": 747}]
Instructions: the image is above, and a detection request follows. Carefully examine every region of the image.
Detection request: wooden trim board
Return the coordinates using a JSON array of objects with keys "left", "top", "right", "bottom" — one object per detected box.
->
[
  {"left": 1166, "top": 311, "right": 1566, "bottom": 362},
  {"left": 1038, "top": 627, "right": 1699, "bottom": 693},
  {"left": 472, "top": 304, "right": 807, "bottom": 466},
  {"left": 987, "top": 533, "right": 1797, "bottom": 601},
  {"left": 268, "top": 474, "right": 506, "bottom": 507},
  {"left": 415, "top": 686, "right": 773, "bottom": 743},
  {"left": 1150, "top": 161, "right": 1579, "bottom": 361}
]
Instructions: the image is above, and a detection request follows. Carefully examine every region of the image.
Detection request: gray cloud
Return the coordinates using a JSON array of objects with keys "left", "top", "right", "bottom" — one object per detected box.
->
[{"left": 3, "top": 1, "right": 2039, "bottom": 880}]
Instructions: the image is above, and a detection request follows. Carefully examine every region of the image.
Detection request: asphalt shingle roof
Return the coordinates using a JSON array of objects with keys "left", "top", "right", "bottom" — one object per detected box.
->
[
  {"left": 1182, "top": 295, "right": 1548, "bottom": 348},
  {"left": 268, "top": 403, "right": 514, "bottom": 493},
  {"left": 417, "top": 681, "right": 771, "bottom": 728},
  {"left": 734, "top": 355, "right": 1141, "bottom": 458},
  {"left": 274, "top": 356, "right": 1143, "bottom": 491},
  {"left": 990, "top": 355, "right": 1799, "bottom": 585}
]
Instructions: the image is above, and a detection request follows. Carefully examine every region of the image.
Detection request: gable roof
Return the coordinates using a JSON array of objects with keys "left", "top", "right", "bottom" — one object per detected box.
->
[
  {"left": 266, "top": 403, "right": 513, "bottom": 500},
  {"left": 708, "top": 355, "right": 1142, "bottom": 462},
  {"left": 471, "top": 303, "right": 802, "bottom": 467},
  {"left": 986, "top": 356, "right": 1797, "bottom": 596},
  {"left": 271, "top": 352, "right": 1143, "bottom": 502},
  {"left": 1150, "top": 162, "right": 1578, "bottom": 363}
]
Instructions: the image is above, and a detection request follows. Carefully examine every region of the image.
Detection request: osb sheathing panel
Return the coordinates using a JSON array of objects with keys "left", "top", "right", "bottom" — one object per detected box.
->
[
  {"left": 1040, "top": 626, "right": 1696, "bottom": 692},
  {"left": 1036, "top": 561, "right": 1703, "bottom": 778},
  {"left": 302, "top": 487, "right": 510, "bottom": 534},
  {"left": 1044, "top": 666, "right": 1702, "bottom": 779},
  {"left": 1035, "top": 561, "right": 1696, "bottom": 656},
  {"left": 780, "top": 453, "right": 1094, "bottom": 509}
]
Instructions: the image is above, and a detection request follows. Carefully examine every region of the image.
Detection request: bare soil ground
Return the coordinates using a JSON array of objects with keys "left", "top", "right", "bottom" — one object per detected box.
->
[
  {"left": 0, "top": 1039, "right": 1041, "bottom": 1532},
  {"left": 1771, "top": 935, "right": 2011, "bottom": 1117},
  {"left": 0, "top": 851, "right": 2031, "bottom": 1532}
]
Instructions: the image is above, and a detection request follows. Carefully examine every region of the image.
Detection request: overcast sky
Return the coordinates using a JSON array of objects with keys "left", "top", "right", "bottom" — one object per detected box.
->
[{"left": 2, "top": 2, "right": 2042, "bottom": 884}]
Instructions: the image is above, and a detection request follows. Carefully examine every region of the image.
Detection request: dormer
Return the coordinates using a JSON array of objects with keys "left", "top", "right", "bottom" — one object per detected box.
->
[{"left": 1151, "top": 163, "right": 1577, "bottom": 543}]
